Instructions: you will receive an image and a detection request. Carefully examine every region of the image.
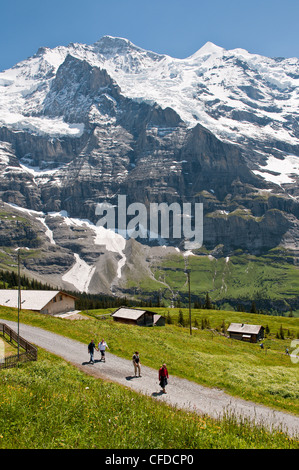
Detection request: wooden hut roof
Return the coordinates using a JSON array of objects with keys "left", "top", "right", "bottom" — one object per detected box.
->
[
  {"left": 112, "top": 307, "right": 154, "bottom": 321},
  {"left": 227, "top": 323, "right": 263, "bottom": 335},
  {"left": 0, "top": 289, "right": 76, "bottom": 311}
]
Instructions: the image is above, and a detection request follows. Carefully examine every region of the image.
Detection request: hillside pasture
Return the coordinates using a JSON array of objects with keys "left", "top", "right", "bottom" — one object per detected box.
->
[{"left": 0, "top": 305, "right": 298, "bottom": 415}]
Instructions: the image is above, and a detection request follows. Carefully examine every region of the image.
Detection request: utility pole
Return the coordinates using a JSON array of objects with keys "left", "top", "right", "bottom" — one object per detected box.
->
[
  {"left": 186, "top": 268, "right": 192, "bottom": 335},
  {"left": 17, "top": 248, "right": 21, "bottom": 359}
]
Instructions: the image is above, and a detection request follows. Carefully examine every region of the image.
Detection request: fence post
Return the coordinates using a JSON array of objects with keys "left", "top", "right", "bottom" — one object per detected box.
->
[{"left": 0, "top": 323, "right": 37, "bottom": 369}]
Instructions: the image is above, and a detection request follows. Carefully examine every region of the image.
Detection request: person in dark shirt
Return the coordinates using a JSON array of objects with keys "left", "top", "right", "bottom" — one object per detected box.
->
[
  {"left": 88, "top": 339, "right": 96, "bottom": 364},
  {"left": 132, "top": 351, "right": 141, "bottom": 377}
]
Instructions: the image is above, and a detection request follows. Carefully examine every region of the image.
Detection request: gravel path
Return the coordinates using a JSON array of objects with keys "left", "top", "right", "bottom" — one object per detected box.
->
[{"left": 2, "top": 319, "right": 299, "bottom": 438}]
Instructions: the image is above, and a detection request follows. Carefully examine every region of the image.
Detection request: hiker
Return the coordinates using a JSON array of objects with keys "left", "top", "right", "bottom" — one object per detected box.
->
[
  {"left": 97, "top": 339, "right": 109, "bottom": 362},
  {"left": 88, "top": 339, "right": 96, "bottom": 364},
  {"left": 132, "top": 351, "right": 141, "bottom": 377},
  {"left": 159, "top": 363, "right": 169, "bottom": 394}
]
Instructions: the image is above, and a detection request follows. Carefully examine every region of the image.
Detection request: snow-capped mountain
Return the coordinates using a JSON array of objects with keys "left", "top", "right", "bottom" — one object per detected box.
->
[
  {"left": 1, "top": 36, "right": 299, "bottom": 185},
  {"left": 0, "top": 36, "right": 298, "bottom": 298}
]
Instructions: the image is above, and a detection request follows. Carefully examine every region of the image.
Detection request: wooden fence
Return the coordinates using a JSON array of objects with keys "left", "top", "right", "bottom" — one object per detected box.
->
[{"left": 0, "top": 323, "right": 37, "bottom": 369}]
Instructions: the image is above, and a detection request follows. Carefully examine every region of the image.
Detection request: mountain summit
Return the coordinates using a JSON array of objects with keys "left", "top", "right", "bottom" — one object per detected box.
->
[{"left": 188, "top": 41, "right": 225, "bottom": 58}]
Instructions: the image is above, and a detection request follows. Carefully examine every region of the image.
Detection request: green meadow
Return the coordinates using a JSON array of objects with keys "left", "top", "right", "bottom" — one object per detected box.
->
[
  {"left": 150, "top": 249, "right": 299, "bottom": 313},
  {"left": 0, "top": 305, "right": 298, "bottom": 449}
]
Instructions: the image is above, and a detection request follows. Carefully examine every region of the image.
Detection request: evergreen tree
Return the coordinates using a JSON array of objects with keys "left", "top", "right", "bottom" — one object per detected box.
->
[
  {"left": 178, "top": 309, "right": 185, "bottom": 327},
  {"left": 201, "top": 317, "right": 210, "bottom": 329},
  {"left": 166, "top": 311, "right": 173, "bottom": 324},
  {"left": 204, "top": 293, "right": 212, "bottom": 309}
]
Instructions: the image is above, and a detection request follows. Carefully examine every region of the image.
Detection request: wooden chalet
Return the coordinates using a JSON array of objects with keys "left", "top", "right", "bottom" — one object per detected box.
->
[
  {"left": 0, "top": 290, "right": 76, "bottom": 315},
  {"left": 111, "top": 307, "right": 165, "bottom": 327},
  {"left": 227, "top": 323, "right": 264, "bottom": 343}
]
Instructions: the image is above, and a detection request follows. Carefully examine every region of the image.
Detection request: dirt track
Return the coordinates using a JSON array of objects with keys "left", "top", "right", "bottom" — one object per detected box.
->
[{"left": 2, "top": 319, "right": 299, "bottom": 438}]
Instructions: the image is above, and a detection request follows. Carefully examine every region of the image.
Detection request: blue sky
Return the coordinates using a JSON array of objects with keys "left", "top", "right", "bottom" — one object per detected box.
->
[{"left": 1, "top": 0, "right": 299, "bottom": 71}]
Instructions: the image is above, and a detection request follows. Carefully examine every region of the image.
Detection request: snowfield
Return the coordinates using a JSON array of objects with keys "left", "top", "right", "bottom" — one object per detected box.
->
[
  {"left": 5, "top": 203, "right": 127, "bottom": 293},
  {"left": 0, "top": 36, "right": 298, "bottom": 183},
  {"left": 49, "top": 211, "right": 127, "bottom": 290},
  {"left": 62, "top": 253, "right": 96, "bottom": 292},
  {"left": 0, "top": 36, "right": 298, "bottom": 138},
  {"left": 253, "top": 154, "right": 299, "bottom": 185}
]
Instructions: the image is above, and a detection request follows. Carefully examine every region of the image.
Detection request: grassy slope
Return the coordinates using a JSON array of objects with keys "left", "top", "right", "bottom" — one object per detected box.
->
[
  {"left": 148, "top": 248, "right": 299, "bottom": 313},
  {"left": 1, "top": 349, "right": 298, "bottom": 449},
  {"left": 0, "top": 306, "right": 298, "bottom": 449},
  {"left": 1, "top": 305, "right": 298, "bottom": 414}
]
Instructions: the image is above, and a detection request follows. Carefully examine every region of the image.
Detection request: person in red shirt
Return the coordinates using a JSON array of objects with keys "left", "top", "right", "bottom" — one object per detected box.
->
[{"left": 159, "top": 363, "right": 169, "bottom": 394}]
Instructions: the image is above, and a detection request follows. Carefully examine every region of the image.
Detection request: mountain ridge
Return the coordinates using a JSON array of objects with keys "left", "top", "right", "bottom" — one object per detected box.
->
[{"left": 0, "top": 36, "right": 298, "bottom": 306}]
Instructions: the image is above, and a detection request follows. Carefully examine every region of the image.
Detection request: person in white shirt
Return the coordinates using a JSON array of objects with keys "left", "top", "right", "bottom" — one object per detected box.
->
[{"left": 97, "top": 339, "right": 109, "bottom": 362}]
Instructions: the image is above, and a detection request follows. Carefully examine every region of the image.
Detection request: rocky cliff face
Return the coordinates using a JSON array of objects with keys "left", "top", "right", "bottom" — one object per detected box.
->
[{"left": 0, "top": 37, "right": 298, "bottom": 300}]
